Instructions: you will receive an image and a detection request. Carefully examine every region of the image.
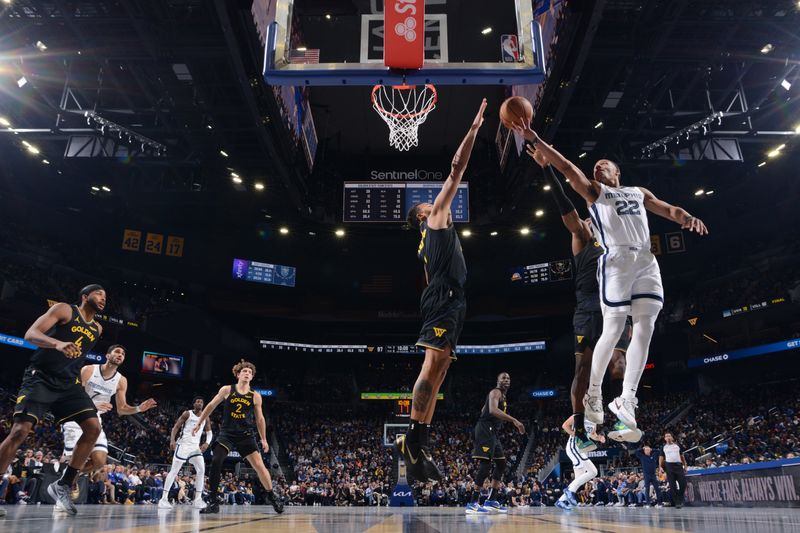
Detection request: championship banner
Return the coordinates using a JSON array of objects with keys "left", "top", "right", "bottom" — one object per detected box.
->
[
  {"left": 384, "top": 0, "right": 425, "bottom": 68},
  {"left": 685, "top": 459, "right": 800, "bottom": 508}
]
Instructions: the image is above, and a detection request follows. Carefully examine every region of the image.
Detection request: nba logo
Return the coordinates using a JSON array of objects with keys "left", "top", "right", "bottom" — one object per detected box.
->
[{"left": 501, "top": 34, "right": 521, "bottom": 62}]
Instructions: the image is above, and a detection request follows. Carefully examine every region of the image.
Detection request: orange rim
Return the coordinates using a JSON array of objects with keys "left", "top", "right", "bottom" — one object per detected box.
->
[{"left": 371, "top": 84, "right": 438, "bottom": 119}]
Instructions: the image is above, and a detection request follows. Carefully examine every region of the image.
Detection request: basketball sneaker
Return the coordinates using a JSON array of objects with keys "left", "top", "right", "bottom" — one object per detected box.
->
[
  {"left": 47, "top": 481, "right": 76, "bottom": 516},
  {"left": 563, "top": 488, "right": 578, "bottom": 507},
  {"left": 465, "top": 502, "right": 490, "bottom": 514},
  {"left": 609, "top": 396, "right": 638, "bottom": 429},
  {"left": 267, "top": 489, "right": 284, "bottom": 514},
  {"left": 394, "top": 435, "right": 442, "bottom": 482},
  {"left": 199, "top": 497, "right": 220, "bottom": 514},
  {"left": 608, "top": 420, "right": 643, "bottom": 443},
  {"left": 555, "top": 496, "right": 572, "bottom": 512},
  {"left": 158, "top": 498, "right": 173, "bottom": 510},
  {"left": 193, "top": 497, "right": 206, "bottom": 510},
  {"left": 583, "top": 394, "right": 604, "bottom": 425},
  {"left": 574, "top": 433, "right": 597, "bottom": 453},
  {"left": 482, "top": 500, "right": 508, "bottom": 513}
]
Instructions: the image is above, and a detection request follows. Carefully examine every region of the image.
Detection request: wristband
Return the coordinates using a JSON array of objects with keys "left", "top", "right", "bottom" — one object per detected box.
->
[{"left": 135, "top": 405, "right": 141, "bottom": 413}]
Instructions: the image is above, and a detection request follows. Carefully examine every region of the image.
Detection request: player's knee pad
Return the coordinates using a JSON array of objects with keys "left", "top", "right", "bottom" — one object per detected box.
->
[
  {"left": 474, "top": 459, "right": 492, "bottom": 485},
  {"left": 491, "top": 458, "right": 507, "bottom": 481}
]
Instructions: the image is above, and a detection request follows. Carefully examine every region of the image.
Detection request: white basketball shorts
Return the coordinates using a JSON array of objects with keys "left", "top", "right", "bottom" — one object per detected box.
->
[
  {"left": 63, "top": 418, "right": 107, "bottom": 457},
  {"left": 597, "top": 245, "right": 663, "bottom": 317}
]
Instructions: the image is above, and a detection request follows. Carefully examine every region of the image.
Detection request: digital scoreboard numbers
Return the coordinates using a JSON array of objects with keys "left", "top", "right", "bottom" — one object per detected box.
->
[
  {"left": 343, "top": 182, "right": 469, "bottom": 222},
  {"left": 510, "top": 259, "right": 573, "bottom": 285},
  {"left": 232, "top": 258, "right": 296, "bottom": 287},
  {"left": 343, "top": 183, "right": 404, "bottom": 222}
]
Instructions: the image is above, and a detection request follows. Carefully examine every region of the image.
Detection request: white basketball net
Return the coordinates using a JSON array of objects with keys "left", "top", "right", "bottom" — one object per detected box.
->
[{"left": 371, "top": 84, "right": 437, "bottom": 151}]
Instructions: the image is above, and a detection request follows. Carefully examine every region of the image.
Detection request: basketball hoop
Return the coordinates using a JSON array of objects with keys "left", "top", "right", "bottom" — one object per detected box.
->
[{"left": 371, "top": 84, "right": 437, "bottom": 151}]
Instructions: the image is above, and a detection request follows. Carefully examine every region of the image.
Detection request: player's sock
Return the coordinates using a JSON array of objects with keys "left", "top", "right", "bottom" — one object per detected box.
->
[
  {"left": 58, "top": 465, "right": 79, "bottom": 487},
  {"left": 406, "top": 420, "right": 424, "bottom": 446},
  {"left": 573, "top": 413, "right": 587, "bottom": 437}
]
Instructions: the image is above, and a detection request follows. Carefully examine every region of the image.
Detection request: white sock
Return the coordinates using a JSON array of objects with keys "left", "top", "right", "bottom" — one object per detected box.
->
[
  {"left": 588, "top": 315, "right": 629, "bottom": 395},
  {"left": 189, "top": 456, "right": 205, "bottom": 498},
  {"left": 162, "top": 457, "right": 184, "bottom": 501},
  {"left": 621, "top": 313, "right": 658, "bottom": 399}
]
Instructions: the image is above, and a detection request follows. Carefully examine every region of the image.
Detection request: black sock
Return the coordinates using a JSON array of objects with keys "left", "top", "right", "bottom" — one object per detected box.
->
[
  {"left": 266, "top": 490, "right": 276, "bottom": 501},
  {"left": 470, "top": 489, "right": 480, "bottom": 503},
  {"left": 573, "top": 413, "right": 586, "bottom": 437},
  {"left": 406, "top": 420, "right": 423, "bottom": 446},
  {"left": 58, "top": 465, "right": 79, "bottom": 487},
  {"left": 420, "top": 424, "right": 431, "bottom": 448}
]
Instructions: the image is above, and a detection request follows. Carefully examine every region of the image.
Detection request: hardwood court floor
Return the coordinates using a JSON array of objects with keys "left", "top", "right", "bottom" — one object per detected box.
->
[{"left": 1, "top": 504, "right": 799, "bottom": 532}]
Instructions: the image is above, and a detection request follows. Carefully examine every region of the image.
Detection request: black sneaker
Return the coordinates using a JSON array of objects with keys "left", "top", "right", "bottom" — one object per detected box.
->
[
  {"left": 394, "top": 435, "right": 441, "bottom": 482},
  {"left": 199, "top": 499, "right": 220, "bottom": 514},
  {"left": 267, "top": 491, "right": 284, "bottom": 514}
]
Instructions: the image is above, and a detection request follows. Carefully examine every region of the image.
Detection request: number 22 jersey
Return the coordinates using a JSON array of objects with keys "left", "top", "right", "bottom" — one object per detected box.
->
[{"left": 589, "top": 184, "right": 651, "bottom": 249}]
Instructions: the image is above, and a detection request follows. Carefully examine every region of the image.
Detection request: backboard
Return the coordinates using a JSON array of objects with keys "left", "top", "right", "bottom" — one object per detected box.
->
[{"left": 262, "top": 0, "right": 545, "bottom": 86}]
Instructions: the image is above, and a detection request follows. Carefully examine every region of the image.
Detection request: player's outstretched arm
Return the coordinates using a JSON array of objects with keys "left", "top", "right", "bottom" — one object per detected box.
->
[
  {"left": 429, "top": 98, "right": 487, "bottom": 228},
  {"left": 639, "top": 187, "right": 709, "bottom": 235},
  {"left": 24, "top": 302, "right": 79, "bottom": 356},
  {"left": 115, "top": 375, "right": 157, "bottom": 415},
  {"left": 193, "top": 386, "right": 229, "bottom": 435},
  {"left": 514, "top": 120, "right": 599, "bottom": 203}
]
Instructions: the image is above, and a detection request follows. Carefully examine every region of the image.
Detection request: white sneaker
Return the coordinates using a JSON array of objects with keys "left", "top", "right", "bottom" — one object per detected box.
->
[
  {"left": 609, "top": 396, "right": 638, "bottom": 429},
  {"left": 193, "top": 498, "right": 206, "bottom": 510},
  {"left": 615, "top": 502, "right": 625, "bottom": 507},
  {"left": 54, "top": 499, "right": 66, "bottom": 512},
  {"left": 583, "top": 394, "right": 605, "bottom": 424},
  {"left": 158, "top": 499, "right": 173, "bottom": 510}
]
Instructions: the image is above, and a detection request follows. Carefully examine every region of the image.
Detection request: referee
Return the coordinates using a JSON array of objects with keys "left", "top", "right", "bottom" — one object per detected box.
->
[{"left": 658, "top": 432, "right": 687, "bottom": 508}]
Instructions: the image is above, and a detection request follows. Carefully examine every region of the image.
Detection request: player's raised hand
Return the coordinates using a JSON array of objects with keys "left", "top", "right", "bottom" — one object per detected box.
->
[
  {"left": 513, "top": 118, "right": 539, "bottom": 143},
  {"left": 683, "top": 215, "right": 709, "bottom": 235},
  {"left": 470, "top": 98, "right": 487, "bottom": 131},
  {"left": 139, "top": 398, "right": 158, "bottom": 412}
]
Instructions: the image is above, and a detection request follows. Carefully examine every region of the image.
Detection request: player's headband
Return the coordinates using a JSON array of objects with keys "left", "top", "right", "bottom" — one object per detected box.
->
[{"left": 79, "top": 284, "right": 105, "bottom": 297}]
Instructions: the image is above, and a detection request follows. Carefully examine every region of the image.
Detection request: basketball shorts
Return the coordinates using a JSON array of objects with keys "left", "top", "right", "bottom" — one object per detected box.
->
[
  {"left": 174, "top": 443, "right": 203, "bottom": 461},
  {"left": 574, "top": 311, "right": 633, "bottom": 353},
  {"left": 217, "top": 431, "right": 258, "bottom": 458},
  {"left": 597, "top": 246, "right": 663, "bottom": 316},
  {"left": 471, "top": 421, "right": 505, "bottom": 461},
  {"left": 416, "top": 281, "right": 466, "bottom": 359},
  {"left": 13, "top": 367, "right": 97, "bottom": 427},
  {"left": 63, "top": 417, "right": 108, "bottom": 457}
]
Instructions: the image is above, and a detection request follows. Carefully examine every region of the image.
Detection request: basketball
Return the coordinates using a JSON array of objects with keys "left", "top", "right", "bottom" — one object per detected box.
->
[{"left": 499, "top": 95, "right": 533, "bottom": 129}]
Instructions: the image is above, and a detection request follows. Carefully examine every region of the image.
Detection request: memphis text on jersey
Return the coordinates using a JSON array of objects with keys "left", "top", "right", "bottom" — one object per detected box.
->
[
  {"left": 229, "top": 395, "right": 252, "bottom": 419},
  {"left": 603, "top": 189, "right": 643, "bottom": 201}
]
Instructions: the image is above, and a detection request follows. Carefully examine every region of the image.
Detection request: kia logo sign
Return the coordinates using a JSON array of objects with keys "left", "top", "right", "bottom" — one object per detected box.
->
[{"left": 393, "top": 490, "right": 412, "bottom": 497}]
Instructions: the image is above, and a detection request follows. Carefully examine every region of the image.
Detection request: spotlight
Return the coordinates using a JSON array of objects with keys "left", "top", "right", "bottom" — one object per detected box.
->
[
  {"left": 230, "top": 172, "right": 239, "bottom": 178},
  {"left": 335, "top": 229, "right": 345, "bottom": 237},
  {"left": 279, "top": 227, "right": 289, "bottom": 235},
  {"left": 231, "top": 176, "right": 242, "bottom": 184},
  {"left": 35, "top": 40, "right": 47, "bottom": 52},
  {"left": 325, "top": 13, "right": 331, "bottom": 20},
  {"left": 481, "top": 27, "right": 492, "bottom": 35},
  {"left": 760, "top": 43, "right": 774, "bottom": 54},
  {"left": 694, "top": 189, "right": 704, "bottom": 196},
  {"left": 594, "top": 121, "right": 603, "bottom": 129},
  {"left": 757, "top": 161, "right": 766, "bottom": 167},
  {"left": 91, "top": 186, "right": 100, "bottom": 191},
  {"left": 0, "top": 117, "right": 10, "bottom": 127},
  {"left": 543, "top": 185, "right": 551, "bottom": 191},
  {"left": 795, "top": 124, "right": 800, "bottom": 134},
  {"left": 461, "top": 229, "right": 472, "bottom": 237},
  {"left": 578, "top": 152, "right": 587, "bottom": 159},
  {"left": 705, "top": 190, "right": 714, "bottom": 195},
  {"left": 535, "top": 209, "right": 544, "bottom": 217},
  {"left": 220, "top": 150, "right": 229, "bottom": 157},
  {"left": 41, "top": 159, "right": 49, "bottom": 164},
  {"left": 781, "top": 79, "right": 792, "bottom": 91},
  {"left": 25, "top": 144, "right": 40, "bottom": 155},
  {"left": 490, "top": 231, "right": 498, "bottom": 236},
  {"left": 101, "top": 185, "right": 111, "bottom": 192},
  {"left": 520, "top": 227, "right": 530, "bottom": 235},
  {"left": 296, "top": 47, "right": 307, "bottom": 52},
  {"left": 254, "top": 182, "right": 265, "bottom": 190},
  {"left": 17, "top": 76, "right": 27, "bottom": 88}
]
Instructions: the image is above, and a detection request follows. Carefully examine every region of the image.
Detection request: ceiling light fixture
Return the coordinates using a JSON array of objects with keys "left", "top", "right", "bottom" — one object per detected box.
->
[
  {"left": 41, "top": 159, "right": 49, "bottom": 164},
  {"left": 641, "top": 111, "right": 723, "bottom": 159},
  {"left": 335, "top": 229, "right": 345, "bottom": 237},
  {"left": 794, "top": 123, "right": 800, "bottom": 134},
  {"left": 254, "top": 182, "right": 265, "bottom": 190},
  {"left": 543, "top": 185, "right": 551, "bottom": 191},
  {"left": 694, "top": 189, "right": 705, "bottom": 196},
  {"left": 91, "top": 186, "right": 100, "bottom": 191},
  {"left": 232, "top": 176, "right": 243, "bottom": 184},
  {"left": 578, "top": 152, "right": 587, "bottom": 158},
  {"left": 760, "top": 43, "right": 774, "bottom": 54},
  {"left": 520, "top": 227, "right": 530, "bottom": 235},
  {"left": 705, "top": 190, "right": 714, "bottom": 195},
  {"left": 461, "top": 229, "right": 472, "bottom": 237},
  {"left": 325, "top": 14, "right": 331, "bottom": 20},
  {"left": 594, "top": 121, "right": 603, "bottom": 129},
  {"left": 220, "top": 150, "right": 229, "bottom": 157},
  {"left": 481, "top": 27, "right": 492, "bottom": 35},
  {"left": 296, "top": 47, "right": 307, "bottom": 52},
  {"left": 757, "top": 161, "right": 766, "bottom": 167},
  {"left": 279, "top": 227, "right": 289, "bottom": 235},
  {"left": 25, "top": 144, "right": 40, "bottom": 154},
  {"left": 0, "top": 117, "right": 10, "bottom": 127},
  {"left": 490, "top": 231, "right": 498, "bottom": 236},
  {"left": 781, "top": 79, "right": 792, "bottom": 91},
  {"left": 35, "top": 40, "right": 47, "bottom": 52},
  {"left": 17, "top": 76, "right": 27, "bottom": 88},
  {"left": 101, "top": 186, "right": 111, "bottom": 192},
  {"left": 535, "top": 209, "right": 544, "bottom": 217}
]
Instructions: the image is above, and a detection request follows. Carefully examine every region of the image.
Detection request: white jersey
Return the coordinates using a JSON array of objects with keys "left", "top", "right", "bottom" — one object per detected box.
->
[
  {"left": 590, "top": 184, "right": 651, "bottom": 249},
  {"left": 177, "top": 411, "right": 207, "bottom": 447},
  {"left": 85, "top": 364, "right": 122, "bottom": 417}
]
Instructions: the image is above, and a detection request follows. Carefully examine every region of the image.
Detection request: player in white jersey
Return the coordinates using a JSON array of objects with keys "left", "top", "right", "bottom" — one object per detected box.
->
[
  {"left": 62, "top": 345, "right": 157, "bottom": 474},
  {"left": 556, "top": 414, "right": 605, "bottom": 511},
  {"left": 514, "top": 121, "right": 707, "bottom": 431},
  {"left": 158, "top": 396, "right": 213, "bottom": 510}
]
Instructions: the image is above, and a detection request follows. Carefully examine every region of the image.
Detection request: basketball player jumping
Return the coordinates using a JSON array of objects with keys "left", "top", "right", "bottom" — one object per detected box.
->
[
  {"left": 158, "top": 396, "right": 212, "bottom": 509},
  {"left": 0, "top": 285, "right": 106, "bottom": 516},
  {"left": 192, "top": 360, "right": 283, "bottom": 515},
  {"left": 465, "top": 372, "right": 525, "bottom": 514},
  {"left": 396, "top": 98, "right": 487, "bottom": 482},
  {"left": 528, "top": 150, "right": 632, "bottom": 449},
  {"left": 62, "top": 345, "right": 157, "bottom": 474},
  {"left": 517, "top": 122, "right": 708, "bottom": 430}
]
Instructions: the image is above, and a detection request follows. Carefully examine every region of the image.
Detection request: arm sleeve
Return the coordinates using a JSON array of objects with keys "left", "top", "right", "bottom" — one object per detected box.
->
[
  {"left": 544, "top": 166, "right": 577, "bottom": 216},
  {"left": 205, "top": 426, "right": 213, "bottom": 444}
]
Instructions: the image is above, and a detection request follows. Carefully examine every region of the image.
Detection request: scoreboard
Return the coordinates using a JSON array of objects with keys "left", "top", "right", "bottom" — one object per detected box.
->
[
  {"left": 232, "top": 258, "right": 296, "bottom": 287},
  {"left": 343, "top": 182, "right": 469, "bottom": 223},
  {"left": 510, "top": 260, "right": 573, "bottom": 285}
]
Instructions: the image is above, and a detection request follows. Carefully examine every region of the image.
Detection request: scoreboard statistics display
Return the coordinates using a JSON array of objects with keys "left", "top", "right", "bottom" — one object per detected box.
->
[
  {"left": 510, "top": 260, "right": 573, "bottom": 285},
  {"left": 343, "top": 182, "right": 469, "bottom": 223},
  {"left": 232, "top": 258, "right": 296, "bottom": 287}
]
